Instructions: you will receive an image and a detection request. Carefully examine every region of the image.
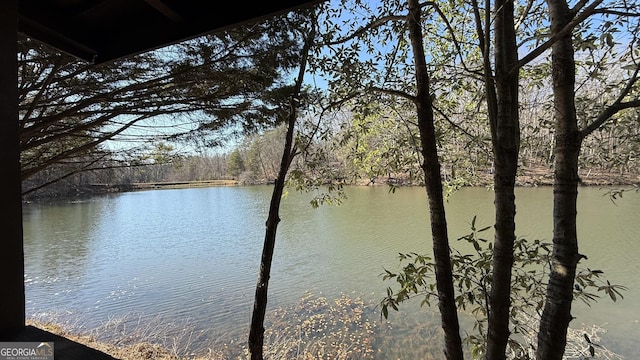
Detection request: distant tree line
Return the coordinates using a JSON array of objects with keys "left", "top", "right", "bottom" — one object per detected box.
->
[{"left": 23, "top": 104, "right": 639, "bottom": 199}]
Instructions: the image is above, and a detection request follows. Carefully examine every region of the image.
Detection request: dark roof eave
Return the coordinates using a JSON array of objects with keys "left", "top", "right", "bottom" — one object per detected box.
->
[{"left": 17, "top": 0, "right": 324, "bottom": 64}]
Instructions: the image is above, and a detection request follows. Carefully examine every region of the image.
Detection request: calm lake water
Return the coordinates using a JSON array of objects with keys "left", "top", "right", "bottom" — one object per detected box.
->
[{"left": 23, "top": 185, "right": 639, "bottom": 358}]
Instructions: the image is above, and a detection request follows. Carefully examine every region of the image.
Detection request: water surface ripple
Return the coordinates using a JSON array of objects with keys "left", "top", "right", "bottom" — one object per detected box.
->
[{"left": 23, "top": 185, "right": 640, "bottom": 357}]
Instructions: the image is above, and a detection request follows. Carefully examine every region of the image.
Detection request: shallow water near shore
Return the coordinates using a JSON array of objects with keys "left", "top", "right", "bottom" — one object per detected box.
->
[{"left": 23, "top": 185, "right": 640, "bottom": 357}]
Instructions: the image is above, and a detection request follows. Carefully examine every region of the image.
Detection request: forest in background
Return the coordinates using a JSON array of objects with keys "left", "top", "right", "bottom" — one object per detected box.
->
[
  {"left": 18, "top": 1, "right": 640, "bottom": 200},
  {"left": 23, "top": 113, "right": 639, "bottom": 200},
  {"left": 18, "top": 15, "right": 640, "bottom": 201}
]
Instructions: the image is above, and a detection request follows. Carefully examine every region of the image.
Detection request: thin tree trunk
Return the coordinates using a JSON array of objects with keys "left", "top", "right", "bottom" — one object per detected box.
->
[
  {"left": 248, "top": 96, "right": 298, "bottom": 360},
  {"left": 247, "top": 26, "right": 312, "bottom": 359},
  {"left": 407, "top": 1, "right": 464, "bottom": 359},
  {"left": 486, "top": 0, "right": 520, "bottom": 358},
  {"left": 537, "top": 0, "right": 581, "bottom": 358}
]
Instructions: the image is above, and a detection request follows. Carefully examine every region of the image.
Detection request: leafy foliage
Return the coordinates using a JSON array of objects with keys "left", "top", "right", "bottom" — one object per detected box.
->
[
  {"left": 380, "top": 216, "right": 627, "bottom": 358},
  {"left": 18, "top": 12, "right": 307, "bottom": 193}
]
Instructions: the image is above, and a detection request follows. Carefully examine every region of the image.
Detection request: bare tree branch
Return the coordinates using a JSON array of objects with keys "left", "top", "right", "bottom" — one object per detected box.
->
[
  {"left": 581, "top": 65, "right": 640, "bottom": 137},
  {"left": 512, "top": 0, "right": 605, "bottom": 73}
]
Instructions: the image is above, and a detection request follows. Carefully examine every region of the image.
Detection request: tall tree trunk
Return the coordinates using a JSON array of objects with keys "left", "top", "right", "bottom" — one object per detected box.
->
[
  {"left": 407, "top": 1, "right": 464, "bottom": 359},
  {"left": 537, "top": 0, "right": 580, "bottom": 358},
  {"left": 248, "top": 27, "right": 312, "bottom": 360},
  {"left": 487, "top": 0, "right": 520, "bottom": 358}
]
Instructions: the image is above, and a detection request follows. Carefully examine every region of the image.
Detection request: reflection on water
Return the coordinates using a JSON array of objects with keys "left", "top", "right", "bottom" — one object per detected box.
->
[{"left": 23, "top": 186, "right": 640, "bottom": 357}]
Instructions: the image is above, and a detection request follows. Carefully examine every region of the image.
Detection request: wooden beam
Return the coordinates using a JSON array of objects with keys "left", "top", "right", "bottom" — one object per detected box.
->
[
  {"left": 0, "top": 0, "right": 26, "bottom": 337},
  {"left": 144, "top": 0, "right": 183, "bottom": 23}
]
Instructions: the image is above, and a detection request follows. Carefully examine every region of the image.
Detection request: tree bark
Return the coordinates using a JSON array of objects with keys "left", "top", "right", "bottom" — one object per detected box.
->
[
  {"left": 537, "top": 0, "right": 580, "bottom": 358},
  {"left": 407, "top": 1, "right": 464, "bottom": 359},
  {"left": 486, "top": 0, "right": 520, "bottom": 359}
]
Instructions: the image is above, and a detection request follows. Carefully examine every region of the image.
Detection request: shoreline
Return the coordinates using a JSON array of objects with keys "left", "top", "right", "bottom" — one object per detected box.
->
[
  {"left": 22, "top": 170, "right": 638, "bottom": 202},
  {"left": 25, "top": 319, "right": 189, "bottom": 360}
]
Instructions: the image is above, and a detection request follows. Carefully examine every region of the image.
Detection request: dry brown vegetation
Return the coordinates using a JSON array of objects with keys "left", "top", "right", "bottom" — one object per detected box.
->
[
  {"left": 26, "top": 294, "right": 624, "bottom": 359},
  {"left": 25, "top": 293, "right": 386, "bottom": 360},
  {"left": 27, "top": 320, "right": 184, "bottom": 360}
]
